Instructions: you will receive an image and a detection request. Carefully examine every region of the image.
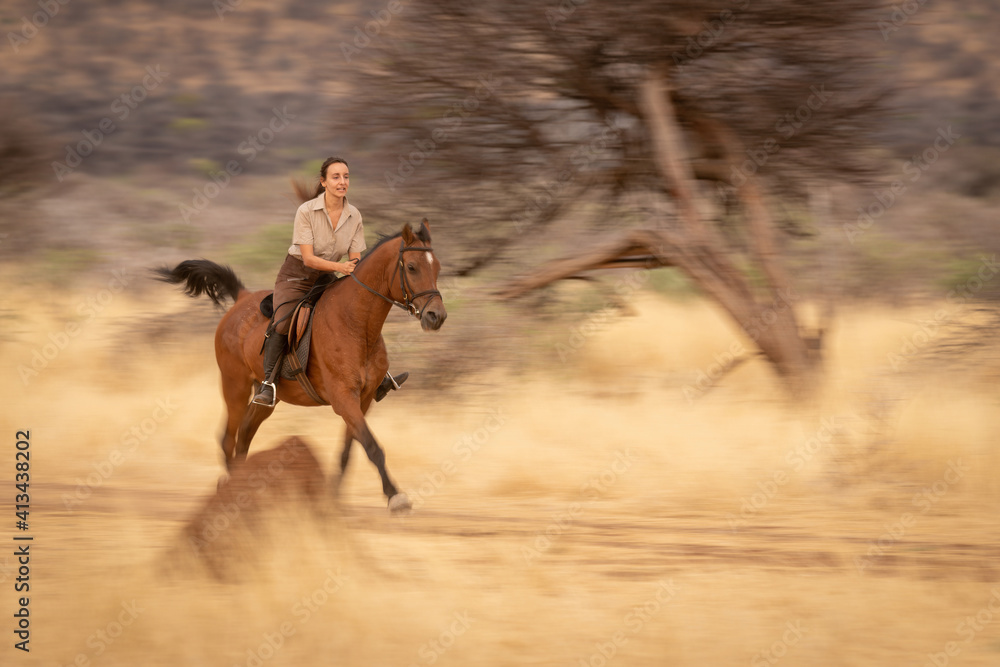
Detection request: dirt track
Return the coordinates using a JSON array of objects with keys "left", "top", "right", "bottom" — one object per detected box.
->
[
  {"left": 21, "top": 442, "right": 1000, "bottom": 667},
  {"left": 42, "top": 480, "right": 1000, "bottom": 582}
]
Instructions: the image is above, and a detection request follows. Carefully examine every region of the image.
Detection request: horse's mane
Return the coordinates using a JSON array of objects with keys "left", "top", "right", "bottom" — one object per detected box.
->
[{"left": 358, "top": 226, "right": 432, "bottom": 266}]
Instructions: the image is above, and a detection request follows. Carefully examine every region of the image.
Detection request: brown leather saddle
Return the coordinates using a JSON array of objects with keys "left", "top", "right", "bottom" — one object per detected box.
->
[{"left": 259, "top": 274, "right": 343, "bottom": 403}]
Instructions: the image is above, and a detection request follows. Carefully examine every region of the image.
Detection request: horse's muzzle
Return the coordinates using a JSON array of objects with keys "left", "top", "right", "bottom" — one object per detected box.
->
[{"left": 420, "top": 305, "right": 447, "bottom": 331}]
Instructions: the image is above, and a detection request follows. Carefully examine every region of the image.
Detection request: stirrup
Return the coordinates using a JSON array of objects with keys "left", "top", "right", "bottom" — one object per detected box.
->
[
  {"left": 252, "top": 380, "right": 278, "bottom": 408},
  {"left": 376, "top": 371, "right": 409, "bottom": 402},
  {"left": 387, "top": 371, "right": 401, "bottom": 390}
]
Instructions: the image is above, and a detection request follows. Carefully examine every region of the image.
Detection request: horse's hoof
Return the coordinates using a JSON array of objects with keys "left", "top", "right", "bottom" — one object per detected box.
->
[
  {"left": 388, "top": 492, "right": 412, "bottom": 514},
  {"left": 216, "top": 475, "right": 229, "bottom": 491}
]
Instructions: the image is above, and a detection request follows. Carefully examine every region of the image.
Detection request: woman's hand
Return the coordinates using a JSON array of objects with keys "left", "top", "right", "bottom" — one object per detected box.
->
[{"left": 300, "top": 245, "right": 359, "bottom": 274}]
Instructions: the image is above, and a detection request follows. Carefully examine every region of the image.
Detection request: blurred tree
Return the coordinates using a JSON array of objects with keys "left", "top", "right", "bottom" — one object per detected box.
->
[
  {"left": 341, "top": 0, "right": 888, "bottom": 394},
  {"left": 0, "top": 99, "right": 51, "bottom": 254},
  {"left": 0, "top": 100, "right": 48, "bottom": 199}
]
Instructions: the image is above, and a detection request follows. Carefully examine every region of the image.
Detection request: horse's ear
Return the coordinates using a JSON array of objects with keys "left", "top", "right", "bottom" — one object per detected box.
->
[
  {"left": 401, "top": 222, "right": 416, "bottom": 245},
  {"left": 419, "top": 218, "right": 431, "bottom": 241}
]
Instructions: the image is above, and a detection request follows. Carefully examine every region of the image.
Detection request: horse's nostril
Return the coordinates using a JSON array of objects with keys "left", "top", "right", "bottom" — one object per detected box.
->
[{"left": 422, "top": 310, "right": 445, "bottom": 329}]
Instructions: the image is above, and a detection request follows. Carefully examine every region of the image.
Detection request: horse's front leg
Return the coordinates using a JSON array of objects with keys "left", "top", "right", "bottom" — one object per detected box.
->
[
  {"left": 234, "top": 400, "right": 276, "bottom": 464},
  {"left": 334, "top": 399, "right": 410, "bottom": 513},
  {"left": 331, "top": 427, "right": 354, "bottom": 498}
]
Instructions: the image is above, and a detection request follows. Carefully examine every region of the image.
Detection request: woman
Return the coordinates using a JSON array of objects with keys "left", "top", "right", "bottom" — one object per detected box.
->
[{"left": 252, "top": 156, "right": 407, "bottom": 406}]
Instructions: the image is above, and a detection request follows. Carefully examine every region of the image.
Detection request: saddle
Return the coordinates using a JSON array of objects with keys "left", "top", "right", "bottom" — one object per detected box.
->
[{"left": 260, "top": 273, "right": 343, "bottom": 403}]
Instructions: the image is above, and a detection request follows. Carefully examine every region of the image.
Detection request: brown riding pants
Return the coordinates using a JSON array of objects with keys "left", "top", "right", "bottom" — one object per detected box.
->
[{"left": 271, "top": 254, "right": 321, "bottom": 335}]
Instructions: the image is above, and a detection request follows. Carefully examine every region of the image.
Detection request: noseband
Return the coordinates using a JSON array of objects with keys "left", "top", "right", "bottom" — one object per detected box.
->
[{"left": 351, "top": 239, "right": 442, "bottom": 318}]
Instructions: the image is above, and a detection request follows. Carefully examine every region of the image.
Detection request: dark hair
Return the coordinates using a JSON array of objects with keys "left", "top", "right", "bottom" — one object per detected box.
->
[{"left": 314, "top": 156, "right": 349, "bottom": 197}]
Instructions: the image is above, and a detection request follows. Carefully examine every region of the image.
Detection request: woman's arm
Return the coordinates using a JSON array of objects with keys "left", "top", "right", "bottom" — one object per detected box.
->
[{"left": 300, "top": 245, "right": 358, "bottom": 274}]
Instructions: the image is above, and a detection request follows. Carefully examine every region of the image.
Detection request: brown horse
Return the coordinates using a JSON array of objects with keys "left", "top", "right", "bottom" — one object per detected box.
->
[{"left": 156, "top": 221, "right": 445, "bottom": 512}]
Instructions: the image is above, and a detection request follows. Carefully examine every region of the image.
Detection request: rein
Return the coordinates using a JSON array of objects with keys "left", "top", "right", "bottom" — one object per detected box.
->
[{"left": 350, "top": 239, "right": 441, "bottom": 318}]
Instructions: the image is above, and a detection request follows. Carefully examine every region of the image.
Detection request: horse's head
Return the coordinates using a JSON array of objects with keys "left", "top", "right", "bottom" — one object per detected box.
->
[{"left": 398, "top": 219, "right": 447, "bottom": 331}]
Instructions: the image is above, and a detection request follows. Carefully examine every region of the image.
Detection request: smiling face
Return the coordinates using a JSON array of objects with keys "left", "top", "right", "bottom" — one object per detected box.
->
[{"left": 321, "top": 161, "right": 349, "bottom": 200}]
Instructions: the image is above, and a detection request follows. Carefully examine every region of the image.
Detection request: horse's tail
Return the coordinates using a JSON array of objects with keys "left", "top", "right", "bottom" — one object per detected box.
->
[{"left": 153, "top": 259, "right": 246, "bottom": 307}]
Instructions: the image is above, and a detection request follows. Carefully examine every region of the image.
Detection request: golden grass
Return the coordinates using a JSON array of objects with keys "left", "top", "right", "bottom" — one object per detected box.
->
[{"left": 2, "top": 287, "right": 999, "bottom": 666}]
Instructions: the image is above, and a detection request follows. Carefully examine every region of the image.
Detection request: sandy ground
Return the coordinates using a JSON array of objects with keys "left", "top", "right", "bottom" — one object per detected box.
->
[{"left": 2, "top": 286, "right": 999, "bottom": 666}]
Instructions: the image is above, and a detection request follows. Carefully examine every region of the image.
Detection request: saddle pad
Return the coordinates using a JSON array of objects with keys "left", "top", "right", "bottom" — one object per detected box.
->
[{"left": 280, "top": 311, "right": 314, "bottom": 381}]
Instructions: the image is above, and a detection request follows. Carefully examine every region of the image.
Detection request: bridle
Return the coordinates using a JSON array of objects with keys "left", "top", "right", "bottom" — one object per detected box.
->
[{"left": 351, "top": 239, "right": 442, "bottom": 318}]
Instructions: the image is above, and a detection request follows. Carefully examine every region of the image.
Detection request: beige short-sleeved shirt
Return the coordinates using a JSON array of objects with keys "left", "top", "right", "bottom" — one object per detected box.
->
[{"left": 288, "top": 192, "right": 366, "bottom": 261}]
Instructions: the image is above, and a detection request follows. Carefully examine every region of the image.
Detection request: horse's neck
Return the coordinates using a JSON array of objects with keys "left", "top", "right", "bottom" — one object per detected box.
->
[{"left": 329, "top": 246, "right": 396, "bottom": 339}]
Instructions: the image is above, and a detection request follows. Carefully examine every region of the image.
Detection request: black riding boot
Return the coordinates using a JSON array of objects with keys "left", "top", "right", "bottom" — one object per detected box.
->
[
  {"left": 252, "top": 333, "right": 288, "bottom": 407},
  {"left": 375, "top": 371, "right": 409, "bottom": 402}
]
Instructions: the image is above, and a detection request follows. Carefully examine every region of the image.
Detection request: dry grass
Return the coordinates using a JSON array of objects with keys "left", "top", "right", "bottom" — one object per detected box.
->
[{"left": 2, "top": 286, "right": 999, "bottom": 666}]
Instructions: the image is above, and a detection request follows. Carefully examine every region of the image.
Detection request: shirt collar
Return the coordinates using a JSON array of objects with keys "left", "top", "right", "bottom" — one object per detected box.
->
[
  {"left": 310, "top": 192, "right": 352, "bottom": 215},
  {"left": 311, "top": 192, "right": 353, "bottom": 232},
  {"left": 310, "top": 192, "right": 350, "bottom": 208}
]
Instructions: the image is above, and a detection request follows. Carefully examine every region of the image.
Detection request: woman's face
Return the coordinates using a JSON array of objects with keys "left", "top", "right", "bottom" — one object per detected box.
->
[{"left": 322, "top": 162, "right": 349, "bottom": 199}]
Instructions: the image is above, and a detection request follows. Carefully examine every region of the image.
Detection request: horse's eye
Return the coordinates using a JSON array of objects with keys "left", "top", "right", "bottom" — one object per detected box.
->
[{"left": 407, "top": 263, "right": 416, "bottom": 272}]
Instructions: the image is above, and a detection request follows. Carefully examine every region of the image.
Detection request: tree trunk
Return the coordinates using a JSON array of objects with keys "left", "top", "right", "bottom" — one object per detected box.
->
[
  {"left": 641, "top": 68, "right": 819, "bottom": 393},
  {"left": 638, "top": 68, "right": 817, "bottom": 393},
  {"left": 497, "top": 68, "right": 822, "bottom": 397}
]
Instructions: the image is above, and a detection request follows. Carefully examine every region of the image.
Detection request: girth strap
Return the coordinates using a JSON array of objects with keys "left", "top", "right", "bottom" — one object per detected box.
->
[{"left": 284, "top": 347, "right": 327, "bottom": 405}]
